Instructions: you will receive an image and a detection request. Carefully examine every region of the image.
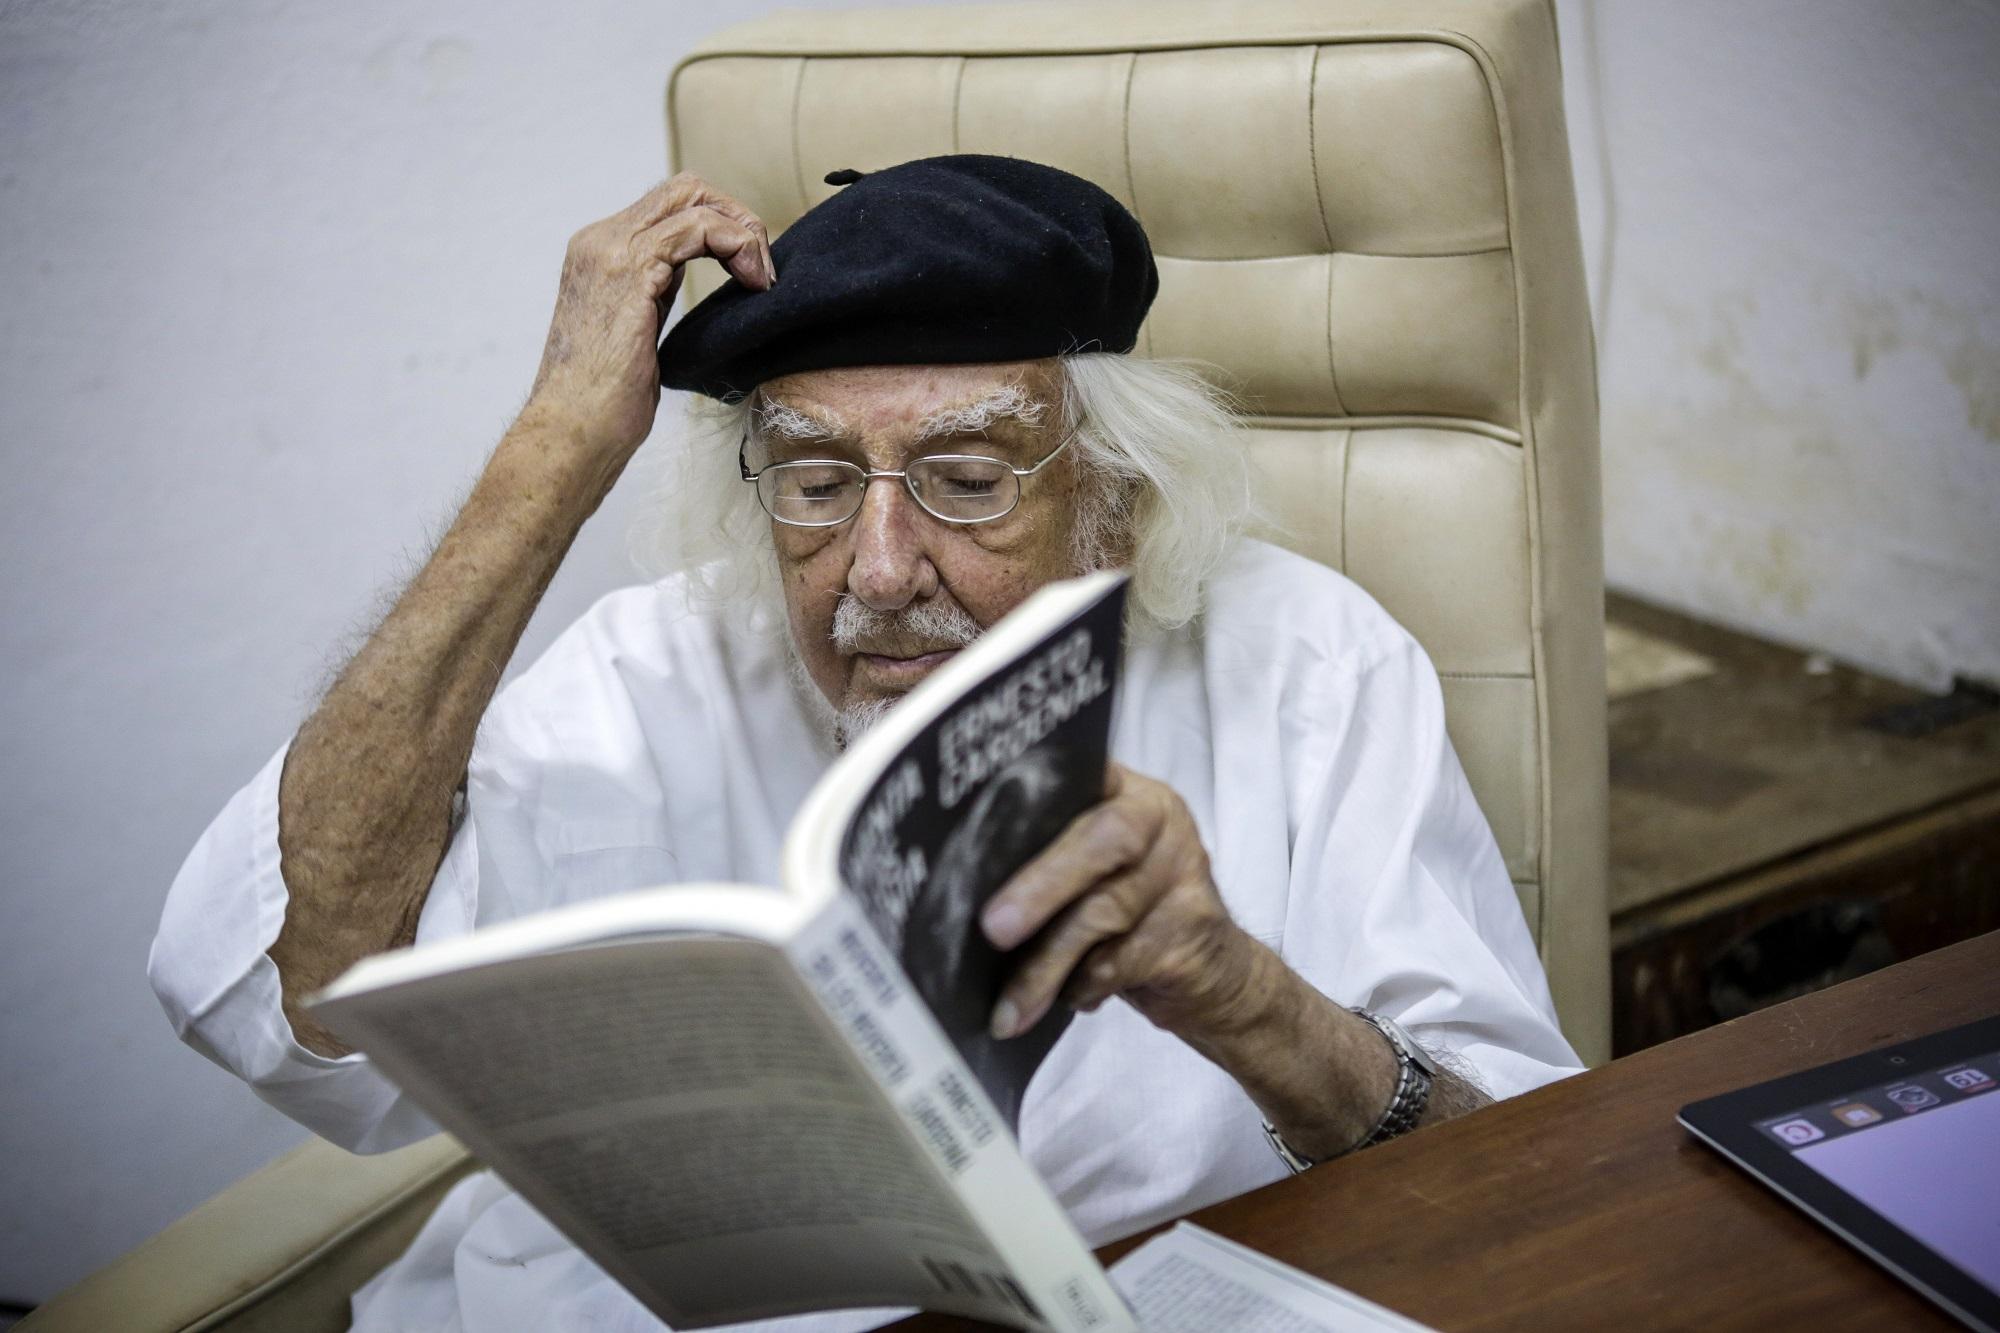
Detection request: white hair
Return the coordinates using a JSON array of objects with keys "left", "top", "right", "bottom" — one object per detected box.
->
[
  {"left": 916, "top": 381, "right": 1048, "bottom": 439},
  {"left": 628, "top": 353, "right": 1253, "bottom": 631}
]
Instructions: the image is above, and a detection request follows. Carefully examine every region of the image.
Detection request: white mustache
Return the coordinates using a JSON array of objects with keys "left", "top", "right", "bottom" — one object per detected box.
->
[{"left": 831, "top": 596, "right": 982, "bottom": 656}]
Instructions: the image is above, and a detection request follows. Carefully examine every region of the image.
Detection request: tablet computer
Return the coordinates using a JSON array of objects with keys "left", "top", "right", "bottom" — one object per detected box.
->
[{"left": 1679, "top": 1014, "right": 2000, "bottom": 1332}]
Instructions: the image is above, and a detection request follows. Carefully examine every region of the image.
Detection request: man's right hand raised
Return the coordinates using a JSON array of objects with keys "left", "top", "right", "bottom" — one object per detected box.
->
[
  {"left": 270, "top": 176, "right": 772, "bottom": 1055},
  {"left": 520, "top": 173, "right": 776, "bottom": 470}
]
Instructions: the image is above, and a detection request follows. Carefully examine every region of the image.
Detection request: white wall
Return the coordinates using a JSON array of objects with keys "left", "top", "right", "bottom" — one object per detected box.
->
[
  {"left": 0, "top": 0, "right": 925, "bottom": 1302},
  {"left": 3, "top": 0, "right": 1997, "bottom": 1308},
  {"left": 1559, "top": 0, "right": 2000, "bottom": 690}
]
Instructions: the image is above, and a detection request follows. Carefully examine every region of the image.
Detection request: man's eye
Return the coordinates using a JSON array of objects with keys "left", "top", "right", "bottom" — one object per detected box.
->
[
  {"left": 780, "top": 465, "right": 854, "bottom": 499},
  {"left": 925, "top": 462, "right": 1006, "bottom": 495}
]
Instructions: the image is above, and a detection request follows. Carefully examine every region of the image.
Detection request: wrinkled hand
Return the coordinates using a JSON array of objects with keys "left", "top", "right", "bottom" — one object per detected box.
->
[
  {"left": 981, "top": 762, "right": 1259, "bottom": 1042},
  {"left": 524, "top": 173, "right": 775, "bottom": 460}
]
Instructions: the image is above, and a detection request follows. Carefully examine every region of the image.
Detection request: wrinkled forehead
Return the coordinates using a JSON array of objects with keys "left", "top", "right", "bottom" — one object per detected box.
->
[{"left": 754, "top": 359, "right": 1062, "bottom": 444}]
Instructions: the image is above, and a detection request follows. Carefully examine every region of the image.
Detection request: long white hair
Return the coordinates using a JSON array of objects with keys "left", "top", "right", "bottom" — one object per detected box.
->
[{"left": 629, "top": 353, "right": 1253, "bottom": 630}]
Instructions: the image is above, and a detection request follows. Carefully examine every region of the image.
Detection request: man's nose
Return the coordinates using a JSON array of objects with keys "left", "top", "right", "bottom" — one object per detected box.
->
[{"left": 845, "top": 475, "right": 940, "bottom": 611}]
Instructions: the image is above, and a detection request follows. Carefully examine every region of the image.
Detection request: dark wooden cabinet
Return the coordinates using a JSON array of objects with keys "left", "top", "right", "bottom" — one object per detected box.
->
[{"left": 1606, "top": 593, "right": 2000, "bottom": 1056}]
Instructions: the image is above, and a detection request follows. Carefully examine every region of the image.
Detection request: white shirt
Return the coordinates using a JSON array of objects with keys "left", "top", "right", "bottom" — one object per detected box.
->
[{"left": 150, "top": 539, "right": 1582, "bottom": 1333}]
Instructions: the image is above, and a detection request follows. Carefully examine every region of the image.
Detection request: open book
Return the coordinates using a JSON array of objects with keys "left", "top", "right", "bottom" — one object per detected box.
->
[{"left": 311, "top": 571, "right": 1136, "bottom": 1333}]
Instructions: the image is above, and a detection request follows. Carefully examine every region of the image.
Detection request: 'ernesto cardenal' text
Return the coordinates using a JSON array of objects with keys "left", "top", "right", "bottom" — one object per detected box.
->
[{"left": 937, "top": 627, "right": 1108, "bottom": 809}]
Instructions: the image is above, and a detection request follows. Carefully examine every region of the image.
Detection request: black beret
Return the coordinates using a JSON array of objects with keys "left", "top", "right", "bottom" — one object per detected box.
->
[{"left": 658, "top": 154, "right": 1158, "bottom": 400}]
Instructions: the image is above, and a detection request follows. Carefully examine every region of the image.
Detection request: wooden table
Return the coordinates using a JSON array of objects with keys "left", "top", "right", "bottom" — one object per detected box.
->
[{"left": 899, "top": 931, "right": 2000, "bottom": 1331}]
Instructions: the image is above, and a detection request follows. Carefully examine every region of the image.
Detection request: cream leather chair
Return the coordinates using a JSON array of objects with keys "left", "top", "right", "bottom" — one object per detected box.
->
[{"left": 25, "top": 1, "right": 1604, "bottom": 1326}]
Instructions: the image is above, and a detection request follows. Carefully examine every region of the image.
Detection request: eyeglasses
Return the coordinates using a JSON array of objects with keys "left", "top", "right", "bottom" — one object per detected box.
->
[{"left": 739, "top": 430, "right": 1073, "bottom": 528}]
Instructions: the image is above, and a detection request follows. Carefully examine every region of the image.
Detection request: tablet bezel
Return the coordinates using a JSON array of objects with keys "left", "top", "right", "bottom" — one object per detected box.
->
[{"left": 1678, "top": 1013, "right": 2000, "bottom": 1332}]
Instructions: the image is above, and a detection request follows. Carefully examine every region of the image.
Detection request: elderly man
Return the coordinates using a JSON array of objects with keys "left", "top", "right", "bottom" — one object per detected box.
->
[{"left": 152, "top": 157, "right": 1580, "bottom": 1332}]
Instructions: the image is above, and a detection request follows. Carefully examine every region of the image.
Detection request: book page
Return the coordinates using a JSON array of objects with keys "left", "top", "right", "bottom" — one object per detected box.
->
[
  {"left": 315, "top": 936, "right": 1011, "bottom": 1328},
  {"left": 1110, "top": 1224, "right": 1435, "bottom": 1333},
  {"left": 786, "top": 895, "right": 1136, "bottom": 1333}
]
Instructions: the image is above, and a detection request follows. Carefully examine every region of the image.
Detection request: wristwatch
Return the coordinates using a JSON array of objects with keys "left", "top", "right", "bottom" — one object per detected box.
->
[{"left": 1261, "top": 1007, "right": 1440, "bottom": 1172}]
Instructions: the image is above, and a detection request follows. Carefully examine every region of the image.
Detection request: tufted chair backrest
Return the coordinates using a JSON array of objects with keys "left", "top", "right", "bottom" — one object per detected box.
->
[{"left": 667, "top": 0, "right": 1609, "bottom": 1064}]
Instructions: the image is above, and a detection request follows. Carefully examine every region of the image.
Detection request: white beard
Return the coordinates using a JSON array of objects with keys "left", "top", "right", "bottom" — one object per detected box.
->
[
  {"left": 832, "top": 697, "right": 896, "bottom": 747},
  {"left": 786, "top": 595, "right": 984, "bottom": 750},
  {"left": 830, "top": 594, "right": 983, "bottom": 657}
]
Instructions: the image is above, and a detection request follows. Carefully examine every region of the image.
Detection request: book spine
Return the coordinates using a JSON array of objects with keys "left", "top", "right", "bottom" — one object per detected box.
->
[{"left": 788, "top": 895, "right": 1135, "bottom": 1333}]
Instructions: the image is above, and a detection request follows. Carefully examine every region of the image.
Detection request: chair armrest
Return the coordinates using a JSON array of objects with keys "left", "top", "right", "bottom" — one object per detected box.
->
[{"left": 24, "top": 1134, "right": 474, "bottom": 1333}]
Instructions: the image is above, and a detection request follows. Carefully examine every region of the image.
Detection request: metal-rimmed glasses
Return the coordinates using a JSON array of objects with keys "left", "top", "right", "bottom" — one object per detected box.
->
[{"left": 738, "top": 429, "right": 1073, "bottom": 528}]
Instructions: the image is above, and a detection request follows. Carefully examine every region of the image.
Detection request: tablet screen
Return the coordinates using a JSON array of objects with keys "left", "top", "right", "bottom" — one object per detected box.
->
[{"left": 1756, "top": 1051, "right": 2000, "bottom": 1292}]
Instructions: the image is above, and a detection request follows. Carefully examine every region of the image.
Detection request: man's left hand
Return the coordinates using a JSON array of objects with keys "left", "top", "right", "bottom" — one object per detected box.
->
[
  {"left": 983, "top": 760, "right": 1494, "bottom": 1157},
  {"left": 980, "top": 762, "right": 1261, "bottom": 1043}
]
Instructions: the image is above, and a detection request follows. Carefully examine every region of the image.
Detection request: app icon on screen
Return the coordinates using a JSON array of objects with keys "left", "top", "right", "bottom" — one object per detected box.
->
[
  {"left": 1830, "top": 1102, "right": 1882, "bottom": 1128},
  {"left": 1885, "top": 1084, "right": 1940, "bottom": 1113},
  {"left": 1941, "top": 1066, "right": 1994, "bottom": 1093},
  {"left": 1769, "top": 1117, "right": 1825, "bottom": 1145}
]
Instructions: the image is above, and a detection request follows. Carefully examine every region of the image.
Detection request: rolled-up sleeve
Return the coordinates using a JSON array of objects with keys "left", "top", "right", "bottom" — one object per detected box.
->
[{"left": 148, "top": 741, "right": 482, "bottom": 1153}]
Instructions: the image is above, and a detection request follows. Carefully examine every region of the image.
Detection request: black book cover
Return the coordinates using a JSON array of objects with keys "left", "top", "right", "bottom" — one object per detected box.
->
[{"left": 837, "top": 580, "right": 1127, "bottom": 1130}]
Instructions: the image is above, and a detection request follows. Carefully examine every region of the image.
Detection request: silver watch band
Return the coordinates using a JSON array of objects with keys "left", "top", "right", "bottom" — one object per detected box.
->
[
  {"left": 1261, "top": 1117, "right": 1317, "bottom": 1173},
  {"left": 1347, "top": 1007, "right": 1435, "bottom": 1149},
  {"left": 1261, "top": 1007, "right": 1436, "bottom": 1172}
]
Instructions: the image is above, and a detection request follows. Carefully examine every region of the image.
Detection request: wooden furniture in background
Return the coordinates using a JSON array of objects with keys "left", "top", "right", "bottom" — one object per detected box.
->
[
  {"left": 1606, "top": 594, "right": 2000, "bottom": 1055},
  {"left": 898, "top": 930, "right": 1999, "bottom": 1332}
]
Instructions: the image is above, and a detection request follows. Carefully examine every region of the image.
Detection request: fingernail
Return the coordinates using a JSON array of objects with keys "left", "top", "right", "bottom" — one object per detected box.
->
[
  {"left": 990, "top": 999, "right": 1020, "bottom": 1040},
  {"left": 982, "top": 901, "right": 1023, "bottom": 947}
]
